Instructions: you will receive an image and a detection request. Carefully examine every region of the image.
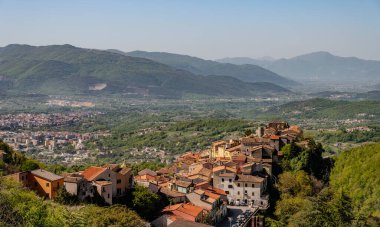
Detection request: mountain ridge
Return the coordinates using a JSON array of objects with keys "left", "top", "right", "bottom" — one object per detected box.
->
[
  {"left": 216, "top": 52, "right": 380, "bottom": 82},
  {"left": 0, "top": 44, "right": 291, "bottom": 98},
  {"left": 117, "top": 50, "right": 296, "bottom": 86}
]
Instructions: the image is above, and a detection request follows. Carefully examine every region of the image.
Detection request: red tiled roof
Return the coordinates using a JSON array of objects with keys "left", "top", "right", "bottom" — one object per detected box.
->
[
  {"left": 163, "top": 203, "right": 203, "bottom": 221},
  {"left": 81, "top": 166, "right": 107, "bottom": 181}
]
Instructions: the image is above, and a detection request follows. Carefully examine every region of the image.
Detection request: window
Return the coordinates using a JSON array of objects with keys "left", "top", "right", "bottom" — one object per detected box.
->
[
  {"left": 108, "top": 174, "right": 111, "bottom": 177},
  {"left": 46, "top": 183, "right": 50, "bottom": 187},
  {"left": 21, "top": 176, "right": 24, "bottom": 180},
  {"left": 117, "top": 188, "right": 122, "bottom": 195},
  {"left": 252, "top": 192, "right": 255, "bottom": 196},
  {"left": 237, "top": 183, "right": 240, "bottom": 187},
  {"left": 228, "top": 185, "right": 233, "bottom": 189},
  {"left": 221, "top": 178, "right": 224, "bottom": 182},
  {"left": 252, "top": 184, "right": 254, "bottom": 187},
  {"left": 225, "top": 191, "right": 229, "bottom": 194},
  {"left": 102, "top": 187, "right": 106, "bottom": 192},
  {"left": 117, "top": 179, "right": 121, "bottom": 184},
  {"left": 238, "top": 191, "right": 240, "bottom": 195},
  {"left": 245, "top": 183, "right": 247, "bottom": 187},
  {"left": 107, "top": 194, "right": 110, "bottom": 198},
  {"left": 229, "top": 179, "right": 232, "bottom": 183},
  {"left": 244, "top": 190, "right": 247, "bottom": 195}
]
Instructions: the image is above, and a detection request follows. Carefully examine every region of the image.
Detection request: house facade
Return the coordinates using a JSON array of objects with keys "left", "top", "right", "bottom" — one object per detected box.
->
[
  {"left": 7, "top": 169, "right": 64, "bottom": 199},
  {"left": 213, "top": 171, "right": 268, "bottom": 208}
]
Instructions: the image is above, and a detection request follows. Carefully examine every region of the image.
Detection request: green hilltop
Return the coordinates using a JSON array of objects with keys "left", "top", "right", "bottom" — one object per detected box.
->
[{"left": 0, "top": 44, "right": 291, "bottom": 97}]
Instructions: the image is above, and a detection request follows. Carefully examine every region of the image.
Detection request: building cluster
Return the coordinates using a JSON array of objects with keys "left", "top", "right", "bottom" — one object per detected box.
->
[
  {"left": 136, "top": 121, "right": 303, "bottom": 226},
  {"left": 46, "top": 99, "right": 95, "bottom": 108},
  {"left": 3, "top": 121, "right": 303, "bottom": 227},
  {"left": 0, "top": 112, "right": 99, "bottom": 129},
  {"left": 6, "top": 163, "right": 133, "bottom": 205},
  {"left": 0, "top": 130, "right": 111, "bottom": 164}
]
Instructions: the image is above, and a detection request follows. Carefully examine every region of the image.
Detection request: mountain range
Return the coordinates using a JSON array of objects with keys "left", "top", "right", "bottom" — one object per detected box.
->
[
  {"left": 117, "top": 50, "right": 295, "bottom": 86},
  {"left": 0, "top": 44, "right": 291, "bottom": 97},
  {"left": 217, "top": 52, "right": 380, "bottom": 82}
]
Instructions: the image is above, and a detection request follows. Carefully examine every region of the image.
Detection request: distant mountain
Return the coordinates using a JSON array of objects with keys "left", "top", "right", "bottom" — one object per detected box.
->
[
  {"left": 216, "top": 57, "right": 274, "bottom": 67},
  {"left": 0, "top": 44, "right": 291, "bottom": 97},
  {"left": 219, "top": 52, "right": 380, "bottom": 82},
  {"left": 121, "top": 50, "right": 296, "bottom": 86}
]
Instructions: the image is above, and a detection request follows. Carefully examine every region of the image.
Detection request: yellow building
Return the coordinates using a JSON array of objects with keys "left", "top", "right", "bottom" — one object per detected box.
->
[
  {"left": 210, "top": 140, "right": 240, "bottom": 159},
  {"left": 28, "top": 169, "right": 64, "bottom": 199},
  {"left": 7, "top": 169, "right": 64, "bottom": 199}
]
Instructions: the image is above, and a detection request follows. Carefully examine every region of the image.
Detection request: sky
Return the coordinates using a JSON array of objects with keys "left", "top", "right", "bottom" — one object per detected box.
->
[{"left": 0, "top": 0, "right": 380, "bottom": 60}]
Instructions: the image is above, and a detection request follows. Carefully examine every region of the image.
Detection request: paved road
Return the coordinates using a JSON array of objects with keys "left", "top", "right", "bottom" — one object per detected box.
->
[{"left": 216, "top": 206, "right": 251, "bottom": 227}]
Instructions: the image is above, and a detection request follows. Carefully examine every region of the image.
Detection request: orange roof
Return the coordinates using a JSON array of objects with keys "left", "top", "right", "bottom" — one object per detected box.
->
[
  {"left": 82, "top": 166, "right": 107, "bottom": 181},
  {"left": 212, "top": 166, "right": 225, "bottom": 172},
  {"left": 206, "top": 187, "right": 227, "bottom": 196},
  {"left": 163, "top": 203, "right": 203, "bottom": 221},
  {"left": 204, "top": 191, "right": 220, "bottom": 200},
  {"left": 212, "top": 165, "right": 237, "bottom": 173},
  {"left": 270, "top": 135, "right": 280, "bottom": 140}
]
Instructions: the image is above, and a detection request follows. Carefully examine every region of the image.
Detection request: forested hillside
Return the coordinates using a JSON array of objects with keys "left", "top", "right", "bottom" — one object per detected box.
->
[
  {"left": 0, "top": 44, "right": 291, "bottom": 98},
  {"left": 330, "top": 142, "right": 380, "bottom": 224},
  {"left": 270, "top": 142, "right": 380, "bottom": 226}
]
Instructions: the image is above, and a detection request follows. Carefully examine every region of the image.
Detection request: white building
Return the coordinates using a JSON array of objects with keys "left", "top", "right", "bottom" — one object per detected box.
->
[{"left": 213, "top": 172, "right": 269, "bottom": 208}]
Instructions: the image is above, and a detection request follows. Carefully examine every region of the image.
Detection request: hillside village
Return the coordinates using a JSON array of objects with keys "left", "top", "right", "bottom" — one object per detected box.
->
[{"left": 1, "top": 121, "right": 304, "bottom": 227}]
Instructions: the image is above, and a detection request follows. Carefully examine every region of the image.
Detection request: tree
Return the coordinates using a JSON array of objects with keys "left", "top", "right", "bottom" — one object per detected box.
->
[
  {"left": 76, "top": 205, "right": 146, "bottom": 227},
  {"left": 20, "top": 159, "right": 40, "bottom": 171},
  {"left": 277, "top": 171, "right": 313, "bottom": 197},
  {"left": 244, "top": 129, "right": 252, "bottom": 136},
  {"left": 54, "top": 187, "right": 78, "bottom": 205},
  {"left": 330, "top": 142, "right": 380, "bottom": 224},
  {"left": 130, "top": 185, "right": 161, "bottom": 220},
  {"left": 289, "top": 188, "right": 354, "bottom": 227}
]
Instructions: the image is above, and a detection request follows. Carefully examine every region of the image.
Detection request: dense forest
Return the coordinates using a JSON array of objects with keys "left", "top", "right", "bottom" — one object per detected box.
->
[{"left": 268, "top": 142, "right": 380, "bottom": 226}]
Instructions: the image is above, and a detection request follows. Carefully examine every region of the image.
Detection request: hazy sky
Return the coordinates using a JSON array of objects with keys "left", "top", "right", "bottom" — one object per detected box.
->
[{"left": 1, "top": 0, "right": 380, "bottom": 60}]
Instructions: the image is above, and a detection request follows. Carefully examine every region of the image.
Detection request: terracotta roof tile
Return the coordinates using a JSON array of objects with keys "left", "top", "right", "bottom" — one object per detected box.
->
[{"left": 81, "top": 166, "right": 107, "bottom": 181}]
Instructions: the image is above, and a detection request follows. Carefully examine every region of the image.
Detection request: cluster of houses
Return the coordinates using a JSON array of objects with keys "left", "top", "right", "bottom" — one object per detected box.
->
[
  {"left": 0, "top": 130, "right": 111, "bottom": 164},
  {"left": 3, "top": 121, "right": 303, "bottom": 227},
  {"left": 0, "top": 112, "right": 98, "bottom": 129},
  {"left": 5, "top": 163, "right": 133, "bottom": 205},
  {"left": 137, "top": 121, "right": 303, "bottom": 226}
]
